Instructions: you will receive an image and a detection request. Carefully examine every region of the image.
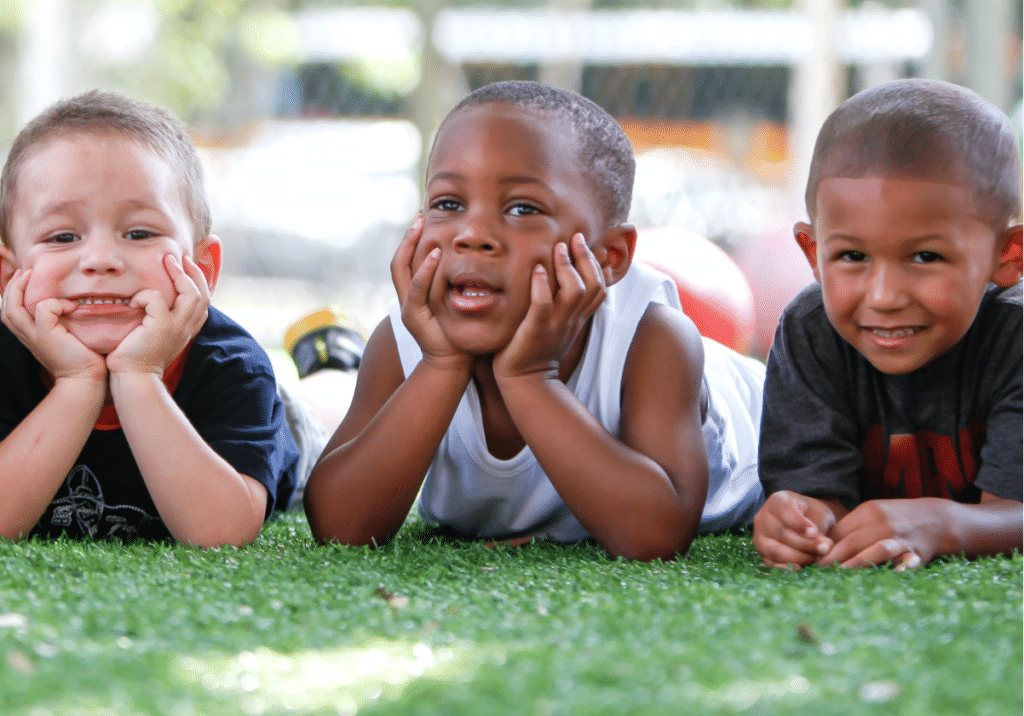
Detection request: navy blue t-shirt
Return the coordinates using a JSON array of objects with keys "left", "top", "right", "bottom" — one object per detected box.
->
[{"left": 0, "top": 307, "right": 299, "bottom": 541}]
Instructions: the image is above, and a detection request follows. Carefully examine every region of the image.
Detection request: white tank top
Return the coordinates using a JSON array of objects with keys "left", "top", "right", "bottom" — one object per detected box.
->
[{"left": 390, "top": 262, "right": 764, "bottom": 541}]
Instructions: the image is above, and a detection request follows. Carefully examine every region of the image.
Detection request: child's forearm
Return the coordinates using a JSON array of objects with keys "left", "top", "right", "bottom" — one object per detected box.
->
[
  {"left": 0, "top": 377, "right": 105, "bottom": 539},
  {"left": 109, "top": 372, "right": 267, "bottom": 547},
  {"left": 937, "top": 496, "right": 1022, "bottom": 558},
  {"left": 499, "top": 374, "right": 698, "bottom": 560},
  {"left": 305, "top": 358, "right": 472, "bottom": 546}
]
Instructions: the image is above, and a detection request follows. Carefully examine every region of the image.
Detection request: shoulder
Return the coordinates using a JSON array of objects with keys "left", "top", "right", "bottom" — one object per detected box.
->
[
  {"left": 624, "top": 302, "right": 704, "bottom": 392},
  {"left": 979, "top": 281, "right": 1022, "bottom": 321},
  {"left": 772, "top": 282, "right": 849, "bottom": 364},
  {"left": 362, "top": 314, "right": 403, "bottom": 379},
  {"left": 953, "top": 282, "right": 1023, "bottom": 390},
  {"left": 327, "top": 315, "right": 407, "bottom": 444},
  {"left": 189, "top": 307, "right": 272, "bottom": 367},
  {"left": 778, "top": 282, "right": 829, "bottom": 327},
  {"left": 963, "top": 282, "right": 1023, "bottom": 357},
  {"left": 177, "top": 307, "right": 278, "bottom": 394}
]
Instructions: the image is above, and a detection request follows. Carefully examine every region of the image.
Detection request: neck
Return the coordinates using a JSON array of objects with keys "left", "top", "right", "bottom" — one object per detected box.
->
[{"left": 471, "top": 319, "right": 592, "bottom": 460}]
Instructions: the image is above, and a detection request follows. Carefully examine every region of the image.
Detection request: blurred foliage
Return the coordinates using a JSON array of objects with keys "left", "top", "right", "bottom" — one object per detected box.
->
[{"left": 100, "top": 0, "right": 246, "bottom": 129}]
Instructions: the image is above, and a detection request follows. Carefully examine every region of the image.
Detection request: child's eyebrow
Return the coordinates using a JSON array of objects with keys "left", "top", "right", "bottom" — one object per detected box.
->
[
  {"left": 33, "top": 197, "right": 163, "bottom": 217},
  {"left": 32, "top": 199, "right": 85, "bottom": 218},
  {"left": 427, "top": 170, "right": 551, "bottom": 190},
  {"left": 822, "top": 232, "right": 951, "bottom": 245}
]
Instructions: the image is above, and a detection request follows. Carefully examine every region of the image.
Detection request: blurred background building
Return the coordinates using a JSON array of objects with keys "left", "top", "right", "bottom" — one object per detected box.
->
[{"left": 0, "top": 0, "right": 1019, "bottom": 361}]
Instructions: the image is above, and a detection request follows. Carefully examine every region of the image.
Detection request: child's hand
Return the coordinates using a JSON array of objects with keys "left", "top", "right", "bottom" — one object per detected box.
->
[
  {"left": 391, "top": 215, "right": 471, "bottom": 370},
  {"left": 1, "top": 268, "right": 107, "bottom": 382},
  {"left": 816, "top": 499, "right": 930, "bottom": 571},
  {"left": 106, "top": 254, "right": 210, "bottom": 375},
  {"left": 493, "top": 233, "right": 605, "bottom": 381},
  {"left": 752, "top": 491, "right": 838, "bottom": 568}
]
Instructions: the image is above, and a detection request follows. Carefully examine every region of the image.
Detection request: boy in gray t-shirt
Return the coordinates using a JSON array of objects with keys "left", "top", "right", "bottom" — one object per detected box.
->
[{"left": 754, "top": 79, "right": 1022, "bottom": 570}]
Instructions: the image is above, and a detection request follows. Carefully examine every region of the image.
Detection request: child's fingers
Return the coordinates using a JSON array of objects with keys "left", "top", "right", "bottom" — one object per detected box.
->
[
  {"left": 168, "top": 257, "right": 212, "bottom": 333},
  {"left": 756, "top": 536, "right": 818, "bottom": 569},
  {"left": 176, "top": 255, "right": 212, "bottom": 302},
  {"left": 405, "top": 247, "right": 440, "bottom": 310},
  {"left": 893, "top": 551, "right": 922, "bottom": 572},
  {"left": 769, "top": 491, "right": 822, "bottom": 539},
  {"left": 129, "top": 288, "right": 169, "bottom": 318},
  {"left": 529, "top": 263, "right": 553, "bottom": 315},
  {"left": 549, "top": 241, "right": 584, "bottom": 304},
  {"left": 755, "top": 506, "right": 831, "bottom": 559},
  {"left": 568, "top": 233, "right": 606, "bottom": 313},
  {"left": 390, "top": 214, "right": 425, "bottom": 300},
  {"left": 30, "top": 298, "right": 68, "bottom": 334},
  {"left": 835, "top": 537, "right": 915, "bottom": 569},
  {"left": 1, "top": 269, "right": 32, "bottom": 328}
]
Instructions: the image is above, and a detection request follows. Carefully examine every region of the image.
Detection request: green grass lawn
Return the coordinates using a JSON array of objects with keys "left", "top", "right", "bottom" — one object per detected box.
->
[{"left": 1, "top": 510, "right": 1020, "bottom": 716}]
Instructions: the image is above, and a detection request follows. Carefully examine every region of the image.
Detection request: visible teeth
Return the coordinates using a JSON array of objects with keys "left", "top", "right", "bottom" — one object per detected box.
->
[
  {"left": 78, "top": 297, "right": 130, "bottom": 305},
  {"left": 458, "top": 286, "right": 493, "bottom": 297},
  {"left": 871, "top": 327, "right": 920, "bottom": 338}
]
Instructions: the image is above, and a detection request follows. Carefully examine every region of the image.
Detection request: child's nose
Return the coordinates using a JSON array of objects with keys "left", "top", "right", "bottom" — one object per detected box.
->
[
  {"left": 453, "top": 214, "right": 500, "bottom": 254},
  {"left": 78, "top": 235, "right": 125, "bottom": 274},
  {"left": 865, "top": 264, "right": 908, "bottom": 310}
]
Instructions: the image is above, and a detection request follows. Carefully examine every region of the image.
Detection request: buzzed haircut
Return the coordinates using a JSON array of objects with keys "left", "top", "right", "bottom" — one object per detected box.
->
[
  {"left": 0, "top": 89, "right": 211, "bottom": 246},
  {"left": 805, "top": 78, "right": 1022, "bottom": 229},
  {"left": 436, "top": 81, "right": 635, "bottom": 226}
]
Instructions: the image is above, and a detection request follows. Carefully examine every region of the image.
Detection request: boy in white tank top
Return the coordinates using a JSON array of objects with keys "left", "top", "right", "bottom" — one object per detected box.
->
[{"left": 304, "top": 81, "right": 763, "bottom": 560}]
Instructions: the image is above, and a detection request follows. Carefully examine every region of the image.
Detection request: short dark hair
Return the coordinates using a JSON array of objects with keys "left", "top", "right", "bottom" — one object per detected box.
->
[
  {"left": 434, "top": 81, "right": 634, "bottom": 226},
  {"left": 0, "top": 89, "right": 210, "bottom": 247},
  {"left": 806, "top": 78, "right": 1022, "bottom": 229}
]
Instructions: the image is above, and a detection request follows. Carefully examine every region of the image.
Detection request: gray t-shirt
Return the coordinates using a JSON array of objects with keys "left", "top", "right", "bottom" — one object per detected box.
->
[{"left": 759, "top": 281, "right": 1022, "bottom": 508}]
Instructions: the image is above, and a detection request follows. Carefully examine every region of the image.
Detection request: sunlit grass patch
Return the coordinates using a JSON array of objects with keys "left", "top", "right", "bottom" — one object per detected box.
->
[{"left": 177, "top": 640, "right": 482, "bottom": 714}]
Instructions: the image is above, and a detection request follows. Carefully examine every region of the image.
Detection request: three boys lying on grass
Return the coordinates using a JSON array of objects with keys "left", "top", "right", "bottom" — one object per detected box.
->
[{"left": 0, "top": 80, "right": 1019, "bottom": 569}]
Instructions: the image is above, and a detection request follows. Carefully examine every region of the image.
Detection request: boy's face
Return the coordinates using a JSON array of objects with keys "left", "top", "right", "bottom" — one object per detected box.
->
[
  {"left": 797, "top": 175, "right": 1022, "bottom": 374},
  {"left": 0, "top": 132, "right": 219, "bottom": 355},
  {"left": 414, "top": 104, "right": 620, "bottom": 354}
]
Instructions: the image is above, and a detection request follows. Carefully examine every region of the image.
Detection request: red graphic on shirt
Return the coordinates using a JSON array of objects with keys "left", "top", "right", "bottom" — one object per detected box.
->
[{"left": 860, "top": 423, "right": 985, "bottom": 500}]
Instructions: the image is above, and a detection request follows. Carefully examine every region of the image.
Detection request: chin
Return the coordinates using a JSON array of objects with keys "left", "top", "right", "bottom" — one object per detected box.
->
[{"left": 67, "top": 324, "right": 138, "bottom": 356}]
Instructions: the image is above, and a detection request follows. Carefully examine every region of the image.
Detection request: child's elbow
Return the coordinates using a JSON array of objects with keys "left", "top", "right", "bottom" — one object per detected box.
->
[
  {"left": 309, "top": 519, "right": 394, "bottom": 548},
  {"left": 178, "top": 520, "right": 263, "bottom": 548},
  {"left": 603, "top": 529, "right": 696, "bottom": 562},
  {"left": 304, "top": 495, "right": 393, "bottom": 548}
]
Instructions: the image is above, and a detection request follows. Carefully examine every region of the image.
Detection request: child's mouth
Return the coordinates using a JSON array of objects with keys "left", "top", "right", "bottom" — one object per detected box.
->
[
  {"left": 868, "top": 326, "right": 924, "bottom": 339},
  {"left": 456, "top": 285, "right": 495, "bottom": 298},
  {"left": 449, "top": 278, "right": 500, "bottom": 313},
  {"left": 76, "top": 297, "right": 131, "bottom": 306}
]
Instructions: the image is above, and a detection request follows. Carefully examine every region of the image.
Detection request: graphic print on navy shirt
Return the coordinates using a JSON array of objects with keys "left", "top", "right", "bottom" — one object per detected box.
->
[{"left": 46, "top": 464, "right": 159, "bottom": 539}]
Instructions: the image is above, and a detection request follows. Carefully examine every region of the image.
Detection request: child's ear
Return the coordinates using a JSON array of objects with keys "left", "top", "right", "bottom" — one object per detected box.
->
[
  {"left": 595, "top": 224, "right": 636, "bottom": 286},
  {"left": 991, "top": 224, "right": 1022, "bottom": 287},
  {"left": 193, "top": 235, "right": 223, "bottom": 294},
  {"left": 0, "top": 244, "right": 18, "bottom": 293},
  {"left": 793, "top": 222, "right": 821, "bottom": 282}
]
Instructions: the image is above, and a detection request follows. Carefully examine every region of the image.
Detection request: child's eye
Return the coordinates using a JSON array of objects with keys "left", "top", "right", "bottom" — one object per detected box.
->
[
  {"left": 125, "top": 229, "right": 156, "bottom": 241},
  {"left": 912, "top": 251, "right": 942, "bottom": 263},
  {"left": 508, "top": 203, "right": 540, "bottom": 217},
  {"left": 46, "top": 232, "right": 78, "bottom": 244},
  {"left": 837, "top": 250, "right": 867, "bottom": 262},
  {"left": 430, "top": 199, "right": 463, "bottom": 212}
]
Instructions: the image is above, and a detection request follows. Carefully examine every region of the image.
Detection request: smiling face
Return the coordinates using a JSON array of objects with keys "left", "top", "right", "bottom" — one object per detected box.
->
[
  {"left": 414, "top": 104, "right": 615, "bottom": 354},
  {"left": 798, "top": 174, "right": 1021, "bottom": 374},
  {"left": 1, "top": 131, "right": 216, "bottom": 354}
]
